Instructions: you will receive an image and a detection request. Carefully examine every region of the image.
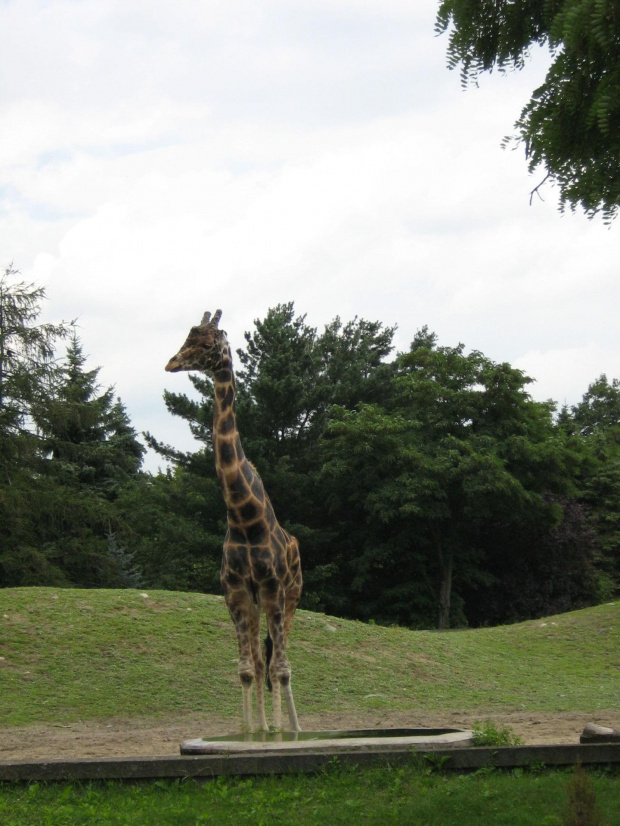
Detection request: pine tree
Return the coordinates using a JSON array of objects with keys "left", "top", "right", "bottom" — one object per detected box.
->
[
  {"left": 0, "top": 266, "right": 70, "bottom": 481},
  {"left": 0, "top": 278, "right": 146, "bottom": 589},
  {"left": 0, "top": 267, "right": 73, "bottom": 587},
  {"left": 34, "top": 332, "right": 145, "bottom": 497}
]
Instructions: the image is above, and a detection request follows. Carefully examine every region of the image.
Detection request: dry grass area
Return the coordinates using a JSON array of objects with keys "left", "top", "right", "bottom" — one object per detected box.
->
[{"left": 3, "top": 710, "right": 619, "bottom": 762}]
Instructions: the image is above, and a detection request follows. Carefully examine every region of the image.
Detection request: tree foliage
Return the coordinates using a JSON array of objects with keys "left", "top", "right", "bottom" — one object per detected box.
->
[
  {"left": 560, "top": 374, "right": 620, "bottom": 595},
  {"left": 3, "top": 278, "right": 617, "bottom": 628},
  {"left": 0, "top": 269, "right": 146, "bottom": 588},
  {"left": 321, "top": 329, "right": 591, "bottom": 627},
  {"left": 0, "top": 266, "right": 71, "bottom": 478},
  {"left": 436, "top": 0, "right": 620, "bottom": 221},
  {"left": 115, "top": 468, "right": 223, "bottom": 593},
  {"left": 155, "top": 306, "right": 613, "bottom": 628},
  {"left": 33, "top": 333, "right": 144, "bottom": 496}
]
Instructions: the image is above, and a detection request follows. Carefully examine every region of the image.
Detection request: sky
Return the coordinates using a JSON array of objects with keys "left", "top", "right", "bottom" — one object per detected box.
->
[{"left": 2, "top": 0, "right": 618, "bottom": 473}]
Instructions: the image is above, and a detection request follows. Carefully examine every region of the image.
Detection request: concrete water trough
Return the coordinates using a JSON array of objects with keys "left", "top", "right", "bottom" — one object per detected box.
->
[{"left": 180, "top": 727, "right": 474, "bottom": 755}]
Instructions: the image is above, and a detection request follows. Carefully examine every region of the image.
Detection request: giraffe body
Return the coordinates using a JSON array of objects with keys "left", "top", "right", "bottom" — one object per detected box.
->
[{"left": 165, "top": 310, "right": 302, "bottom": 731}]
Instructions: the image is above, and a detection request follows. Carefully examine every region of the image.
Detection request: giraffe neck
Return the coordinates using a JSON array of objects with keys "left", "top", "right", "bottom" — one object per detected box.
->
[
  {"left": 212, "top": 347, "right": 243, "bottom": 489},
  {"left": 211, "top": 346, "right": 263, "bottom": 524}
]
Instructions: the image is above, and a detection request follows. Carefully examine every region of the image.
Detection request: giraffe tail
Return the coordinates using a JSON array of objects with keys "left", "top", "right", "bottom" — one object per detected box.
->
[{"left": 264, "top": 632, "right": 273, "bottom": 692}]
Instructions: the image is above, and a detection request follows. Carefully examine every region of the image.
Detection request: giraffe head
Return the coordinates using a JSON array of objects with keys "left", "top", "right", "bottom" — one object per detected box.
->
[{"left": 165, "top": 309, "right": 229, "bottom": 373}]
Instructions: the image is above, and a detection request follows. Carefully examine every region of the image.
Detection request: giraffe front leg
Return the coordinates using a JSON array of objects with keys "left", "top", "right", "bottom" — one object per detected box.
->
[
  {"left": 240, "top": 673, "right": 253, "bottom": 732},
  {"left": 267, "top": 607, "right": 301, "bottom": 732},
  {"left": 253, "top": 670, "right": 268, "bottom": 732},
  {"left": 282, "top": 675, "right": 300, "bottom": 733},
  {"left": 271, "top": 672, "right": 282, "bottom": 730},
  {"left": 226, "top": 594, "right": 257, "bottom": 732}
]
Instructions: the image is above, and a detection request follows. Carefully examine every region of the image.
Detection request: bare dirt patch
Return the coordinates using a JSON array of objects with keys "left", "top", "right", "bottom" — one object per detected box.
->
[{"left": 2, "top": 710, "right": 619, "bottom": 762}]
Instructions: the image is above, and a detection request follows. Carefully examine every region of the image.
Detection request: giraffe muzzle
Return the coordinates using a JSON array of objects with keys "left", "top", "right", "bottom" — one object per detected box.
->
[{"left": 165, "top": 357, "right": 183, "bottom": 372}]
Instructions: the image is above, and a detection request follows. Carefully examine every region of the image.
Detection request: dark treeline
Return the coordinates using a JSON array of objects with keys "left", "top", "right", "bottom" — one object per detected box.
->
[{"left": 2, "top": 267, "right": 619, "bottom": 629}]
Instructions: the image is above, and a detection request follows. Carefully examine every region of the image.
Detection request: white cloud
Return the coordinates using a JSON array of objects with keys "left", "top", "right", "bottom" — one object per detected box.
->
[
  {"left": 1, "top": 0, "right": 618, "bottom": 473},
  {"left": 515, "top": 345, "right": 620, "bottom": 410}
]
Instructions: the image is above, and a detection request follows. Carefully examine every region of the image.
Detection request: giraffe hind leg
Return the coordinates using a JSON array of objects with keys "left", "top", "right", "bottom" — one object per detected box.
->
[
  {"left": 282, "top": 581, "right": 302, "bottom": 731},
  {"left": 248, "top": 609, "right": 268, "bottom": 731},
  {"left": 265, "top": 623, "right": 282, "bottom": 728},
  {"left": 264, "top": 632, "right": 273, "bottom": 691}
]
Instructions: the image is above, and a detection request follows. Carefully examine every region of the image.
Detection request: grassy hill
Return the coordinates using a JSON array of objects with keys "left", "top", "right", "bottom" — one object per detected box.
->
[{"left": 0, "top": 587, "right": 618, "bottom": 727}]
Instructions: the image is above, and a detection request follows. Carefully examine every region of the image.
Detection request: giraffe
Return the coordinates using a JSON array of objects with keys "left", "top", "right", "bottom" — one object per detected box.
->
[{"left": 165, "top": 310, "right": 302, "bottom": 732}]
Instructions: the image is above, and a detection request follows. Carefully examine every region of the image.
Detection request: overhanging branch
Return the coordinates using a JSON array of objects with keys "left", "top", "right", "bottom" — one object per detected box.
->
[{"left": 529, "top": 172, "right": 552, "bottom": 205}]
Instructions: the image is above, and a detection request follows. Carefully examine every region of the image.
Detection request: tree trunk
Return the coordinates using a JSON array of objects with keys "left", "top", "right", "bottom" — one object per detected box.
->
[{"left": 437, "top": 540, "right": 453, "bottom": 630}]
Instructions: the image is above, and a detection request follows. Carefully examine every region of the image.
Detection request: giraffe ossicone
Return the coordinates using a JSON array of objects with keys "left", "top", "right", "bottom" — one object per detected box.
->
[{"left": 165, "top": 310, "right": 302, "bottom": 732}]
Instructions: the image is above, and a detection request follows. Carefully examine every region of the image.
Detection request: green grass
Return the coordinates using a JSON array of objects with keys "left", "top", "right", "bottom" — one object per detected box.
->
[
  {"left": 0, "top": 588, "right": 620, "bottom": 726},
  {"left": 1, "top": 766, "right": 620, "bottom": 825},
  {"left": 1, "top": 588, "right": 619, "bottom": 726},
  {"left": 2, "top": 589, "right": 620, "bottom": 824}
]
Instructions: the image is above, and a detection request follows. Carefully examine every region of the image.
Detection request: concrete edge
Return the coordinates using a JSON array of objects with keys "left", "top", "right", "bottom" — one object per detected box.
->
[{"left": 1, "top": 744, "right": 620, "bottom": 782}]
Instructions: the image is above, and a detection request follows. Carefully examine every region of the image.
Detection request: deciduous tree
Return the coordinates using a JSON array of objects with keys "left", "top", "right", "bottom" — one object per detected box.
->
[
  {"left": 560, "top": 374, "right": 620, "bottom": 596},
  {"left": 436, "top": 0, "right": 620, "bottom": 221},
  {"left": 321, "top": 328, "right": 589, "bottom": 628}
]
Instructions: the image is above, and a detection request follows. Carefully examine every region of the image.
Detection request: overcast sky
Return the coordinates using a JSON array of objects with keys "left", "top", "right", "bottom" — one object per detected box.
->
[{"left": 2, "top": 0, "right": 618, "bottom": 472}]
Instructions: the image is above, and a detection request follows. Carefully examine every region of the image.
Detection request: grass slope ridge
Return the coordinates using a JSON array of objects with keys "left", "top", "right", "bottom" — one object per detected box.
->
[{"left": 1, "top": 588, "right": 618, "bottom": 727}]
